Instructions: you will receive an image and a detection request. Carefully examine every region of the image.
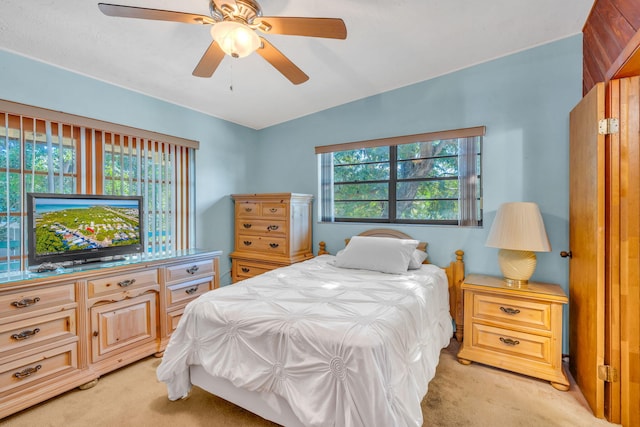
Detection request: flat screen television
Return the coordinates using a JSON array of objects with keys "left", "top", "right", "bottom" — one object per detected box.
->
[{"left": 27, "top": 193, "right": 144, "bottom": 268}]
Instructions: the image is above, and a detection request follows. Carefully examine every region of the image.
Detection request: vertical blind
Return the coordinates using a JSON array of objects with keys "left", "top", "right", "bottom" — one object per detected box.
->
[{"left": 0, "top": 100, "right": 198, "bottom": 273}]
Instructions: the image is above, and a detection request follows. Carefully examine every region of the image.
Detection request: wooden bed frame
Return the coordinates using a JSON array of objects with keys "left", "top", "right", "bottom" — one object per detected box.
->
[
  {"left": 187, "top": 228, "right": 466, "bottom": 427},
  {"left": 318, "top": 228, "right": 466, "bottom": 342}
]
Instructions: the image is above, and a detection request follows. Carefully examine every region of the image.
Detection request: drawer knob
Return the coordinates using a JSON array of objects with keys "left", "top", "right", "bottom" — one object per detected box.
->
[
  {"left": 243, "top": 241, "right": 252, "bottom": 246},
  {"left": 241, "top": 267, "right": 250, "bottom": 273},
  {"left": 118, "top": 278, "right": 136, "bottom": 287},
  {"left": 14, "top": 364, "right": 42, "bottom": 379},
  {"left": 11, "top": 328, "right": 41, "bottom": 341},
  {"left": 11, "top": 297, "right": 41, "bottom": 308},
  {"left": 269, "top": 243, "right": 279, "bottom": 248},
  {"left": 269, "top": 208, "right": 278, "bottom": 213},
  {"left": 499, "top": 307, "right": 521, "bottom": 315},
  {"left": 244, "top": 207, "right": 253, "bottom": 212},
  {"left": 186, "top": 265, "right": 200, "bottom": 274},
  {"left": 267, "top": 225, "right": 279, "bottom": 231},
  {"left": 499, "top": 337, "right": 520, "bottom": 346},
  {"left": 185, "top": 286, "right": 199, "bottom": 295},
  {"left": 243, "top": 223, "right": 252, "bottom": 228}
]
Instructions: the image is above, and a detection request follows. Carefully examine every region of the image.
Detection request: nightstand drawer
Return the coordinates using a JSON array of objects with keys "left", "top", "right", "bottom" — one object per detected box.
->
[
  {"left": 472, "top": 293, "right": 552, "bottom": 331},
  {"left": 470, "top": 323, "right": 551, "bottom": 364}
]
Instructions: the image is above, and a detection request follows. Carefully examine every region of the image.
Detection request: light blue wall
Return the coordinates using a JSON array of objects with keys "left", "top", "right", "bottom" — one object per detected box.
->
[
  {"left": 0, "top": 49, "right": 258, "bottom": 285},
  {"left": 0, "top": 35, "right": 582, "bottom": 352},
  {"left": 254, "top": 35, "right": 583, "bottom": 352}
]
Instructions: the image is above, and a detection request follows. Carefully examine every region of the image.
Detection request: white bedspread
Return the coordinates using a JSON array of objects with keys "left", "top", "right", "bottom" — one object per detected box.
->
[{"left": 157, "top": 255, "right": 453, "bottom": 427}]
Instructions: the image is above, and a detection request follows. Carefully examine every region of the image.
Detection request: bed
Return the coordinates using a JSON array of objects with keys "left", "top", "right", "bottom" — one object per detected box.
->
[{"left": 157, "top": 229, "right": 465, "bottom": 427}]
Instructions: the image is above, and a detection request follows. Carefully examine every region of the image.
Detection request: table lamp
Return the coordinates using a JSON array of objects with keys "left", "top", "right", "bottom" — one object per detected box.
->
[{"left": 485, "top": 202, "right": 551, "bottom": 286}]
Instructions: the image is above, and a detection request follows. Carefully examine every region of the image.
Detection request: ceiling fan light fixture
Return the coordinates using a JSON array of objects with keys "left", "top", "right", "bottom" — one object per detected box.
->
[{"left": 210, "top": 21, "right": 260, "bottom": 58}]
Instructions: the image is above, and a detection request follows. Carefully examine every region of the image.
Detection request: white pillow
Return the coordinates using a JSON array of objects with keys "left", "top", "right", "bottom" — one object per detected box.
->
[
  {"left": 408, "top": 249, "right": 428, "bottom": 269},
  {"left": 334, "top": 236, "right": 419, "bottom": 274}
]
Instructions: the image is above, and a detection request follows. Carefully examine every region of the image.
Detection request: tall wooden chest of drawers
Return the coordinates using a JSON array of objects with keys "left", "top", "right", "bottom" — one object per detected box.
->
[{"left": 230, "top": 193, "right": 313, "bottom": 282}]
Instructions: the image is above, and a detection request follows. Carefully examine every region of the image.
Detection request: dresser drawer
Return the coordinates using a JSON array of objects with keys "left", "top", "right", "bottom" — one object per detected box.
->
[
  {"left": 470, "top": 323, "right": 551, "bottom": 365},
  {"left": 0, "top": 284, "right": 76, "bottom": 320},
  {"left": 471, "top": 292, "right": 552, "bottom": 331},
  {"left": 166, "top": 307, "right": 186, "bottom": 335},
  {"left": 165, "top": 260, "right": 214, "bottom": 284},
  {"left": 261, "top": 203, "right": 287, "bottom": 218},
  {"left": 236, "top": 235, "right": 287, "bottom": 255},
  {"left": 0, "top": 342, "right": 78, "bottom": 397},
  {"left": 236, "top": 202, "right": 261, "bottom": 217},
  {"left": 236, "top": 219, "right": 287, "bottom": 237},
  {"left": 0, "top": 310, "right": 76, "bottom": 355},
  {"left": 166, "top": 278, "right": 211, "bottom": 307},
  {"left": 88, "top": 269, "right": 159, "bottom": 299}
]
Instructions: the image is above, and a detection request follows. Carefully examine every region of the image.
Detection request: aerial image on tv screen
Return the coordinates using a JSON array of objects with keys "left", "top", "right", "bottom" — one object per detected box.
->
[{"left": 33, "top": 198, "right": 141, "bottom": 256}]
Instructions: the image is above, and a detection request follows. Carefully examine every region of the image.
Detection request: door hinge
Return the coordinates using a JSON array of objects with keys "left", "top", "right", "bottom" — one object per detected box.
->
[
  {"left": 598, "top": 365, "right": 618, "bottom": 382},
  {"left": 598, "top": 118, "right": 619, "bottom": 135}
]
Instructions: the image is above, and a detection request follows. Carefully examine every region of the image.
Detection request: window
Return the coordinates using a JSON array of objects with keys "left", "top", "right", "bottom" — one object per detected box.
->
[
  {"left": 0, "top": 100, "right": 198, "bottom": 273},
  {"left": 316, "top": 126, "right": 484, "bottom": 226}
]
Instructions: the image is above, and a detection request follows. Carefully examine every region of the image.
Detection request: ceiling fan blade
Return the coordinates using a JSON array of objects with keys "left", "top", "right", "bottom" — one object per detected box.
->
[
  {"left": 192, "top": 41, "right": 226, "bottom": 77},
  {"left": 256, "top": 17, "right": 347, "bottom": 39},
  {"left": 98, "top": 3, "right": 213, "bottom": 25},
  {"left": 256, "top": 37, "right": 309, "bottom": 85}
]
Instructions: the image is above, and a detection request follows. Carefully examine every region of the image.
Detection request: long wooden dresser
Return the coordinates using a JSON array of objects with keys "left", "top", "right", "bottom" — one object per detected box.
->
[
  {"left": 230, "top": 193, "right": 313, "bottom": 282},
  {"left": 0, "top": 249, "right": 220, "bottom": 419}
]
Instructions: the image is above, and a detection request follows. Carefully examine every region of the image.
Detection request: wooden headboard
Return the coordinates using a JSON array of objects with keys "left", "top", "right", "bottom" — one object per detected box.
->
[{"left": 317, "top": 228, "right": 465, "bottom": 342}]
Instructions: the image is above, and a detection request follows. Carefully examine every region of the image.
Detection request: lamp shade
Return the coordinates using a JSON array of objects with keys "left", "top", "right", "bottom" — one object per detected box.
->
[
  {"left": 210, "top": 21, "right": 260, "bottom": 58},
  {"left": 485, "top": 202, "right": 551, "bottom": 252}
]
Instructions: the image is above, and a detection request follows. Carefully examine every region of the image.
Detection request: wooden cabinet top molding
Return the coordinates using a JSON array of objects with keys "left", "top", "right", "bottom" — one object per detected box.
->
[{"left": 231, "top": 193, "right": 313, "bottom": 202}]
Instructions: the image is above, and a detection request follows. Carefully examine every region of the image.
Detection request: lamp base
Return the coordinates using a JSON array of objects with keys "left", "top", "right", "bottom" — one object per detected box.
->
[{"left": 497, "top": 249, "right": 537, "bottom": 286}]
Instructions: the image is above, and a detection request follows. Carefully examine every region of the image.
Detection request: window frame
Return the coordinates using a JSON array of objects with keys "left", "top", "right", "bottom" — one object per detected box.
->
[{"left": 316, "top": 126, "right": 485, "bottom": 226}]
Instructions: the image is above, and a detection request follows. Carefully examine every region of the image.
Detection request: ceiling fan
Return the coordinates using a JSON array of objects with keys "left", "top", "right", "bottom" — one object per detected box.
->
[{"left": 98, "top": 1, "right": 347, "bottom": 85}]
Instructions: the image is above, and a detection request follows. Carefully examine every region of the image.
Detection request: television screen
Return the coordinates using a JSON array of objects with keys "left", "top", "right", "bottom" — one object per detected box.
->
[{"left": 27, "top": 193, "right": 144, "bottom": 267}]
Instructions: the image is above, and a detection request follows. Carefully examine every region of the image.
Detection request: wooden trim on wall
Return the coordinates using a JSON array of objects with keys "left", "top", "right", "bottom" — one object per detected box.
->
[
  {"left": 0, "top": 99, "right": 200, "bottom": 149},
  {"left": 314, "top": 126, "right": 486, "bottom": 154}
]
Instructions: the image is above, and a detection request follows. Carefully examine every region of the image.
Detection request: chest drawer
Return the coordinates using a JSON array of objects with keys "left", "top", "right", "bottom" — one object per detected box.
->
[
  {"left": 0, "top": 342, "right": 78, "bottom": 398},
  {"left": 236, "top": 219, "right": 287, "bottom": 237},
  {"left": 0, "top": 310, "right": 76, "bottom": 356},
  {"left": 166, "top": 278, "right": 212, "bottom": 307},
  {"left": 236, "top": 202, "right": 261, "bottom": 218},
  {"left": 88, "top": 269, "right": 159, "bottom": 299},
  {"left": 165, "top": 260, "right": 214, "bottom": 285},
  {"left": 236, "top": 235, "right": 287, "bottom": 255},
  {"left": 233, "top": 259, "right": 276, "bottom": 281},
  {"left": 261, "top": 203, "right": 287, "bottom": 218},
  {"left": 471, "top": 292, "right": 552, "bottom": 331},
  {"left": 0, "top": 284, "right": 76, "bottom": 320}
]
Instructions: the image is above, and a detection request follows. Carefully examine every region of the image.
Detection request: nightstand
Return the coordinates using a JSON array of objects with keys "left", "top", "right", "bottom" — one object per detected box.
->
[{"left": 456, "top": 274, "right": 569, "bottom": 391}]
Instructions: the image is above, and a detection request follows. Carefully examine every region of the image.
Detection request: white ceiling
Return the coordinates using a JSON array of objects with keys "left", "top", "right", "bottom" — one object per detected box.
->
[{"left": 0, "top": 0, "right": 593, "bottom": 130}]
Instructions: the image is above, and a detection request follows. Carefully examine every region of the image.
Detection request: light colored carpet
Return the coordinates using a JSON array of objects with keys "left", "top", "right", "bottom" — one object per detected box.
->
[{"left": 0, "top": 339, "right": 620, "bottom": 427}]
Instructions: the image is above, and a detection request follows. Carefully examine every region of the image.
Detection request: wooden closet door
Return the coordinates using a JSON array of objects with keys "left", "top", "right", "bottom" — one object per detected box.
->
[
  {"left": 568, "top": 82, "right": 606, "bottom": 418},
  {"left": 609, "top": 76, "right": 640, "bottom": 427}
]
